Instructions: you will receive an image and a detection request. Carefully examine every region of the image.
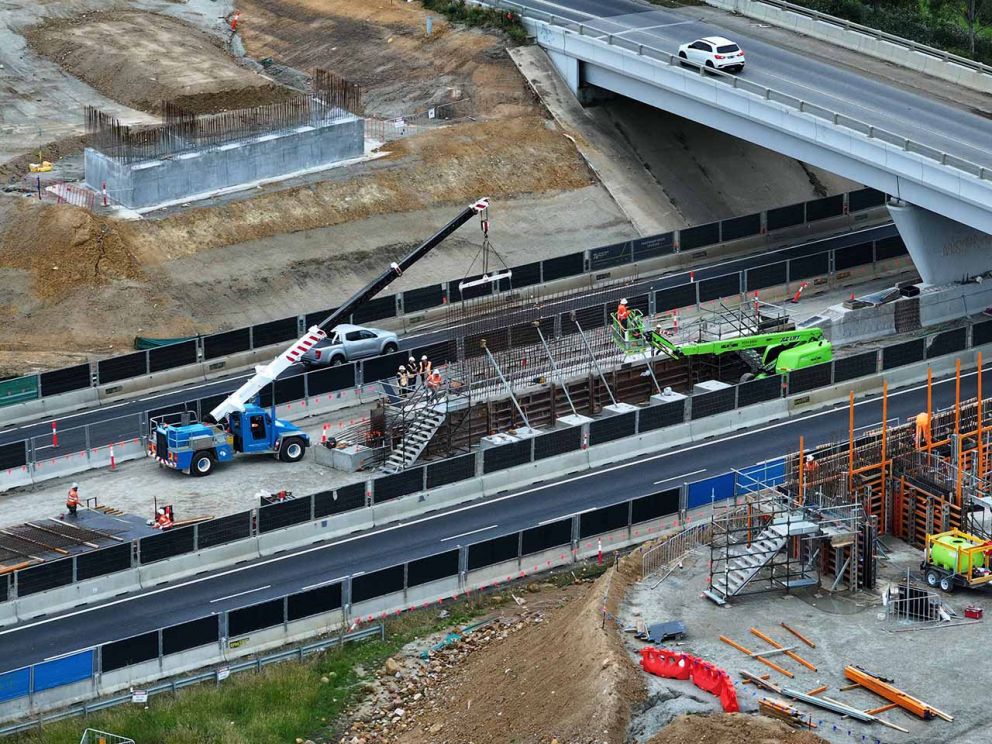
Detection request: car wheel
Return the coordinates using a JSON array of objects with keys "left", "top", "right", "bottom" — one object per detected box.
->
[
  {"left": 191, "top": 451, "right": 214, "bottom": 477},
  {"left": 705, "top": 60, "right": 715, "bottom": 70},
  {"left": 279, "top": 437, "right": 306, "bottom": 463},
  {"left": 939, "top": 575, "right": 955, "bottom": 593},
  {"left": 331, "top": 355, "right": 345, "bottom": 367},
  {"left": 678, "top": 51, "right": 687, "bottom": 67},
  {"left": 383, "top": 342, "right": 398, "bottom": 354},
  {"left": 925, "top": 570, "right": 939, "bottom": 587}
]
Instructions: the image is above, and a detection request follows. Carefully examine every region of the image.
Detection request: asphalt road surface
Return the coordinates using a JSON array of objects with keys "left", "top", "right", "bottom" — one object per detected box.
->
[
  {"left": 1, "top": 360, "right": 985, "bottom": 673},
  {"left": 516, "top": 0, "right": 992, "bottom": 169},
  {"left": 0, "top": 222, "right": 897, "bottom": 454}
]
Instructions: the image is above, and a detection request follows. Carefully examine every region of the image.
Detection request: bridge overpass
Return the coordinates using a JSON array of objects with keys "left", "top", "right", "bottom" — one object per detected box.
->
[{"left": 495, "top": 0, "right": 992, "bottom": 286}]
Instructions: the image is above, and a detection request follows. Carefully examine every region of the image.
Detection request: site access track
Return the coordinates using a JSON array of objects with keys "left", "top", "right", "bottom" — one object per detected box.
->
[
  {"left": 0, "top": 222, "right": 898, "bottom": 450},
  {"left": 1, "top": 363, "right": 988, "bottom": 674}
]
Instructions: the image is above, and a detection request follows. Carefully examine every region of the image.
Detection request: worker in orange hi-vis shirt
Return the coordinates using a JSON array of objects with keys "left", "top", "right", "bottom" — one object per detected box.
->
[{"left": 915, "top": 411, "right": 932, "bottom": 449}]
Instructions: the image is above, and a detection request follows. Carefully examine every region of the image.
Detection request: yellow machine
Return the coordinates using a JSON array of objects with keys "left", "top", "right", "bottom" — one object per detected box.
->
[
  {"left": 921, "top": 529, "right": 992, "bottom": 592},
  {"left": 28, "top": 161, "right": 52, "bottom": 173}
]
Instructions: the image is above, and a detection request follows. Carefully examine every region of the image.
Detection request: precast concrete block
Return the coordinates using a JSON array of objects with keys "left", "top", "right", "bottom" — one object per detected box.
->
[
  {"left": 29, "top": 449, "right": 96, "bottom": 485},
  {"left": 139, "top": 538, "right": 261, "bottom": 587},
  {"left": 351, "top": 590, "right": 405, "bottom": 622},
  {"left": 0, "top": 601, "right": 20, "bottom": 628},
  {"left": 5, "top": 676, "right": 97, "bottom": 720},
  {"left": 40, "top": 387, "right": 101, "bottom": 418},
  {"left": 0, "top": 464, "right": 33, "bottom": 493},
  {"left": 256, "top": 513, "right": 373, "bottom": 556},
  {"left": 465, "top": 558, "right": 522, "bottom": 589}
]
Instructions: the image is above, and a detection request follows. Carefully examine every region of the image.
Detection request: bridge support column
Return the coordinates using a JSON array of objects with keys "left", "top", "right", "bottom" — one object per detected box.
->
[{"left": 888, "top": 199, "right": 992, "bottom": 285}]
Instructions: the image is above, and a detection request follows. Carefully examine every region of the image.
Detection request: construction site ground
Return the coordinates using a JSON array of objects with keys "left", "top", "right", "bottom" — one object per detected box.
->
[
  {"left": 0, "top": 0, "right": 863, "bottom": 378},
  {"left": 0, "top": 266, "right": 918, "bottom": 529},
  {"left": 621, "top": 535, "right": 992, "bottom": 743}
]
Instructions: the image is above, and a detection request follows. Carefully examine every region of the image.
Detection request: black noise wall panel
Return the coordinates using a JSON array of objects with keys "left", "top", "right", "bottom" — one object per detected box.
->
[
  {"left": 374, "top": 468, "right": 424, "bottom": 503},
  {"left": 655, "top": 284, "right": 697, "bottom": 312},
  {"left": 40, "top": 363, "right": 91, "bottom": 396},
  {"left": 16, "top": 558, "right": 74, "bottom": 596},
  {"left": 306, "top": 364, "right": 357, "bottom": 395},
  {"left": 148, "top": 340, "right": 198, "bottom": 373},
  {"left": 258, "top": 497, "right": 312, "bottom": 533},
  {"left": 196, "top": 511, "right": 252, "bottom": 549},
  {"left": 101, "top": 632, "right": 159, "bottom": 672},
  {"left": 403, "top": 284, "right": 444, "bottom": 313},
  {"left": 848, "top": 187, "right": 886, "bottom": 212},
  {"left": 787, "top": 362, "right": 832, "bottom": 395},
  {"left": 426, "top": 453, "right": 476, "bottom": 489},
  {"left": 698, "top": 273, "right": 740, "bottom": 303},
  {"left": 875, "top": 235, "right": 908, "bottom": 260},
  {"left": 766, "top": 202, "right": 805, "bottom": 231},
  {"left": 589, "top": 240, "right": 633, "bottom": 271},
  {"left": 352, "top": 296, "right": 396, "bottom": 324},
  {"left": 541, "top": 252, "right": 584, "bottom": 281},
  {"left": 228, "top": 599, "right": 285, "bottom": 637},
  {"left": 975, "top": 320, "right": 992, "bottom": 347},
  {"left": 579, "top": 502, "right": 629, "bottom": 538},
  {"left": 414, "top": 339, "right": 458, "bottom": 367},
  {"left": 203, "top": 328, "right": 252, "bottom": 359},
  {"left": 637, "top": 400, "right": 685, "bottom": 432},
  {"left": 833, "top": 351, "right": 878, "bottom": 383},
  {"left": 75, "top": 543, "right": 132, "bottom": 581},
  {"left": 834, "top": 243, "right": 875, "bottom": 271},
  {"left": 805, "top": 194, "right": 844, "bottom": 222},
  {"left": 273, "top": 374, "right": 306, "bottom": 405},
  {"left": 98, "top": 351, "right": 147, "bottom": 385},
  {"left": 690, "top": 388, "right": 736, "bottom": 420},
  {"left": 521, "top": 519, "right": 571, "bottom": 555},
  {"left": 882, "top": 339, "right": 925, "bottom": 370},
  {"left": 467, "top": 533, "right": 520, "bottom": 570},
  {"left": 588, "top": 411, "right": 636, "bottom": 445},
  {"left": 362, "top": 351, "right": 408, "bottom": 383},
  {"left": 0, "top": 575, "right": 7, "bottom": 603},
  {"left": 720, "top": 213, "right": 761, "bottom": 242},
  {"left": 789, "top": 253, "right": 829, "bottom": 280},
  {"left": 406, "top": 550, "right": 459, "bottom": 587},
  {"left": 304, "top": 307, "right": 336, "bottom": 329},
  {"left": 288, "top": 583, "right": 343, "bottom": 621},
  {"left": 927, "top": 328, "right": 967, "bottom": 358},
  {"left": 483, "top": 439, "right": 532, "bottom": 474},
  {"left": 632, "top": 232, "right": 674, "bottom": 261},
  {"left": 533, "top": 427, "right": 582, "bottom": 461},
  {"left": 315, "top": 482, "right": 366, "bottom": 518},
  {"left": 631, "top": 488, "right": 680, "bottom": 523},
  {"left": 162, "top": 616, "right": 219, "bottom": 655},
  {"left": 745, "top": 262, "right": 787, "bottom": 291},
  {"left": 139, "top": 527, "right": 196, "bottom": 564},
  {"left": 0, "top": 442, "right": 27, "bottom": 470},
  {"left": 509, "top": 261, "right": 542, "bottom": 288},
  {"left": 252, "top": 317, "right": 298, "bottom": 347},
  {"left": 679, "top": 222, "right": 720, "bottom": 250},
  {"left": 736, "top": 375, "right": 781, "bottom": 407},
  {"left": 352, "top": 565, "right": 404, "bottom": 602}
]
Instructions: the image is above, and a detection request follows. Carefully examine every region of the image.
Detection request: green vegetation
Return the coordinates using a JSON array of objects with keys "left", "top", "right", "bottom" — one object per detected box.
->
[
  {"left": 12, "top": 604, "right": 484, "bottom": 744},
  {"left": 791, "top": 0, "right": 992, "bottom": 64},
  {"left": 420, "top": 0, "right": 529, "bottom": 43}
]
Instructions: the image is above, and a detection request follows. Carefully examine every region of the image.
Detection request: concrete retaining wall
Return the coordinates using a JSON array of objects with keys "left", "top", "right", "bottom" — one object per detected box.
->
[
  {"left": 85, "top": 116, "right": 365, "bottom": 209},
  {"left": 705, "top": 0, "right": 992, "bottom": 96}
]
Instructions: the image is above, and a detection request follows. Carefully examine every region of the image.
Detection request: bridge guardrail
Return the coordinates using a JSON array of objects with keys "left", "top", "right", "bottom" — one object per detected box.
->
[{"left": 491, "top": 0, "right": 992, "bottom": 183}]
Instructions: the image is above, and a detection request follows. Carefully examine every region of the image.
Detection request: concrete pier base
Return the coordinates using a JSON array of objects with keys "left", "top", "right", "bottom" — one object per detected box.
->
[
  {"left": 888, "top": 199, "right": 992, "bottom": 285},
  {"left": 85, "top": 114, "right": 365, "bottom": 209}
]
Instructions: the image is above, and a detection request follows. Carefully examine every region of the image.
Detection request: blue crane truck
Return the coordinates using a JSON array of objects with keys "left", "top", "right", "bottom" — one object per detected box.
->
[{"left": 149, "top": 198, "right": 491, "bottom": 476}]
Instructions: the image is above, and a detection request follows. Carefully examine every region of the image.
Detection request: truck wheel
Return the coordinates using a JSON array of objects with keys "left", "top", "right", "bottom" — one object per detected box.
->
[
  {"left": 939, "top": 575, "right": 955, "bottom": 593},
  {"left": 925, "top": 570, "right": 939, "bottom": 588},
  {"left": 280, "top": 438, "right": 306, "bottom": 463},
  {"left": 191, "top": 451, "right": 214, "bottom": 477},
  {"left": 331, "top": 355, "right": 345, "bottom": 367},
  {"left": 383, "top": 342, "right": 398, "bottom": 354}
]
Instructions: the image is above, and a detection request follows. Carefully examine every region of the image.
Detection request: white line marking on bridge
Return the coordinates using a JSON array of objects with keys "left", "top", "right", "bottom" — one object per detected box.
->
[
  {"left": 209, "top": 585, "right": 271, "bottom": 604},
  {"left": 539, "top": 508, "right": 594, "bottom": 526},
  {"left": 300, "top": 576, "right": 348, "bottom": 592},
  {"left": 598, "top": 20, "right": 692, "bottom": 37},
  {"left": 440, "top": 524, "right": 498, "bottom": 542},
  {"left": 653, "top": 468, "right": 706, "bottom": 485},
  {"left": 1, "top": 367, "right": 981, "bottom": 638}
]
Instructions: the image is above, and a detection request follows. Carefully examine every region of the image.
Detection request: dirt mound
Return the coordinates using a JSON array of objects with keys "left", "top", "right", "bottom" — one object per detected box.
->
[
  {"left": 238, "top": 0, "right": 535, "bottom": 119},
  {"left": 25, "top": 10, "right": 296, "bottom": 115},
  {"left": 0, "top": 196, "right": 142, "bottom": 300},
  {"left": 396, "top": 569, "right": 643, "bottom": 744},
  {"left": 647, "top": 713, "right": 826, "bottom": 744}
]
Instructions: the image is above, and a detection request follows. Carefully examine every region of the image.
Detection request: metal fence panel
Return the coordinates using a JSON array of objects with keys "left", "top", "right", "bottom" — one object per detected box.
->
[
  {"left": 203, "top": 329, "right": 251, "bottom": 359},
  {"left": 533, "top": 427, "right": 581, "bottom": 461},
  {"left": 927, "top": 328, "right": 967, "bottom": 358},
  {"left": 40, "top": 364, "right": 90, "bottom": 397},
  {"left": 288, "top": 584, "right": 343, "bottom": 621},
  {"left": 588, "top": 411, "right": 636, "bottom": 446},
  {"left": 374, "top": 468, "right": 424, "bottom": 502},
  {"left": 882, "top": 339, "right": 925, "bottom": 370},
  {"left": 690, "top": 388, "right": 736, "bottom": 420},
  {"left": 426, "top": 454, "right": 476, "bottom": 489},
  {"left": 258, "top": 497, "right": 313, "bottom": 533},
  {"left": 482, "top": 440, "right": 532, "bottom": 474},
  {"left": 32, "top": 651, "right": 93, "bottom": 693},
  {"left": 833, "top": 351, "right": 878, "bottom": 382},
  {"left": 228, "top": 598, "right": 285, "bottom": 637},
  {"left": 737, "top": 375, "right": 781, "bottom": 407},
  {"left": 406, "top": 550, "right": 459, "bottom": 588}
]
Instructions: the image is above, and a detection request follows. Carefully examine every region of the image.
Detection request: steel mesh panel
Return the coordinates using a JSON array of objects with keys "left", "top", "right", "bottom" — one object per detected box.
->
[
  {"left": 787, "top": 363, "right": 832, "bottom": 395},
  {"left": 690, "top": 388, "right": 736, "bottom": 420},
  {"left": 482, "top": 439, "right": 532, "bottom": 474},
  {"left": 834, "top": 351, "right": 877, "bottom": 382},
  {"left": 374, "top": 468, "right": 424, "bottom": 503},
  {"left": 196, "top": 512, "right": 251, "bottom": 549},
  {"left": 927, "top": 328, "right": 966, "bottom": 358},
  {"left": 637, "top": 400, "right": 685, "bottom": 432},
  {"left": 258, "top": 497, "right": 313, "bottom": 533},
  {"left": 533, "top": 427, "right": 581, "bottom": 461},
  {"left": 588, "top": 412, "right": 636, "bottom": 446},
  {"left": 737, "top": 376, "right": 781, "bottom": 407},
  {"left": 426, "top": 454, "right": 476, "bottom": 489},
  {"left": 882, "top": 339, "right": 925, "bottom": 370}
]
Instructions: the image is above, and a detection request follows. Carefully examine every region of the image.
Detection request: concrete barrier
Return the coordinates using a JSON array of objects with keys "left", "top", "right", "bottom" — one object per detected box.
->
[
  {"left": 138, "top": 538, "right": 262, "bottom": 587},
  {"left": 465, "top": 557, "right": 522, "bottom": 588},
  {"left": 404, "top": 576, "right": 460, "bottom": 610},
  {"left": 256, "top": 509, "right": 374, "bottom": 556},
  {"left": 706, "top": 0, "right": 992, "bottom": 96},
  {"left": 9, "top": 568, "right": 143, "bottom": 625},
  {"left": 352, "top": 590, "right": 405, "bottom": 622}
]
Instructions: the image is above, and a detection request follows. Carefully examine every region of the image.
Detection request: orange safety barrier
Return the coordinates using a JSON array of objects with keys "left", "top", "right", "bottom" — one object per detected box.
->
[{"left": 639, "top": 647, "right": 739, "bottom": 713}]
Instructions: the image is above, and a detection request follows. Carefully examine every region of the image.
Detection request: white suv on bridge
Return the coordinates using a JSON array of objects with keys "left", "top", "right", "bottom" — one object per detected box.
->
[{"left": 678, "top": 36, "right": 746, "bottom": 73}]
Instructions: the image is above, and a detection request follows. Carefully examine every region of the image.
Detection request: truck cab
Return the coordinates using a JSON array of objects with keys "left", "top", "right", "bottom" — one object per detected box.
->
[{"left": 150, "top": 404, "right": 309, "bottom": 476}]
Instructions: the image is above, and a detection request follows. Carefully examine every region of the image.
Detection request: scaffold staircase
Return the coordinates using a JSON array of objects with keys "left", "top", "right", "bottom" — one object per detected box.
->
[
  {"left": 705, "top": 514, "right": 818, "bottom": 605},
  {"left": 381, "top": 385, "right": 449, "bottom": 473}
]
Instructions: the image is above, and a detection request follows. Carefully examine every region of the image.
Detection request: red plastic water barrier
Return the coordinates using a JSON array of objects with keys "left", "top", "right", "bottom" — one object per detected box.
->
[{"left": 639, "top": 647, "right": 739, "bottom": 713}]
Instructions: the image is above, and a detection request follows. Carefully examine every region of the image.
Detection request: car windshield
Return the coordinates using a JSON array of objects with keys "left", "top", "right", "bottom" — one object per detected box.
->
[{"left": 717, "top": 44, "right": 739, "bottom": 53}]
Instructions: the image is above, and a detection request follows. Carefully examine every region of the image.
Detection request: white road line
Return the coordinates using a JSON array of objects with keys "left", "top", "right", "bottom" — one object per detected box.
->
[
  {"left": 209, "top": 585, "right": 270, "bottom": 604},
  {"left": 600, "top": 20, "right": 692, "bottom": 37},
  {"left": 653, "top": 468, "right": 706, "bottom": 485},
  {"left": 440, "top": 524, "right": 498, "bottom": 542},
  {"left": 300, "top": 576, "right": 348, "bottom": 592},
  {"left": 0, "top": 366, "right": 981, "bottom": 637},
  {"left": 44, "top": 646, "right": 95, "bottom": 662},
  {"left": 539, "top": 507, "right": 594, "bottom": 526}
]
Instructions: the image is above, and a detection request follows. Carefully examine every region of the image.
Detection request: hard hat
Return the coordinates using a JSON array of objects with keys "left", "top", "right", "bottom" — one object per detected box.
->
[
  {"left": 409, "top": 356, "right": 416, "bottom": 362},
  {"left": 421, "top": 355, "right": 428, "bottom": 361},
  {"left": 620, "top": 298, "right": 627, "bottom": 304},
  {"left": 71, "top": 482, "right": 78, "bottom": 489},
  {"left": 806, "top": 454, "right": 814, "bottom": 462},
  {"left": 158, "top": 508, "right": 165, "bottom": 514},
  {"left": 399, "top": 365, "right": 406, "bottom": 371}
]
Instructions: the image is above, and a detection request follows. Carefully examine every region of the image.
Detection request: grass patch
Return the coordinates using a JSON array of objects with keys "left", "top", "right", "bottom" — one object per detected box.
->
[
  {"left": 420, "top": 0, "right": 529, "bottom": 43},
  {"left": 11, "top": 602, "right": 489, "bottom": 744}
]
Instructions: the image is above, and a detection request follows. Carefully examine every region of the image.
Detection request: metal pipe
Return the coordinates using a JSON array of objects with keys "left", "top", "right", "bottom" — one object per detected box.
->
[
  {"left": 482, "top": 344, "right": 530, "bottom": 429},
  {"left": 572, "top": 317, "right": 617, "bottom": 406},
  {"left": 535, "top": 324, "right": 577, "bottom": 416}
]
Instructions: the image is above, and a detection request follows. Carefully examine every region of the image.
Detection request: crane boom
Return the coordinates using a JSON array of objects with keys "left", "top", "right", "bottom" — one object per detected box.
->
[
  {"left": 651, "top": 328, "right": 825, "bottom": 359},
  {"left": 207, "top": 198, "right": 489, "bottom": 423}
]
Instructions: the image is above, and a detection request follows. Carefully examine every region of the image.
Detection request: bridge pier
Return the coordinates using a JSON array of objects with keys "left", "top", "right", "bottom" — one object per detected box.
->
[{"left": 887, "top": 199, "right": 992, "bottom": 285}]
